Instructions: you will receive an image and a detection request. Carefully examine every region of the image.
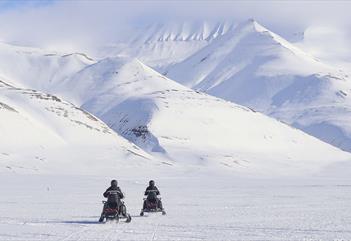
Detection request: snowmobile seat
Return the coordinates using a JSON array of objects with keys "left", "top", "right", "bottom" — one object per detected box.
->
[{"left": 107, "top": 202, "right": 118, "bottom": 209}]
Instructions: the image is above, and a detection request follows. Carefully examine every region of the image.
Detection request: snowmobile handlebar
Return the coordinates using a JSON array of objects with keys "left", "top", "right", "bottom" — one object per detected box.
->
[
  {"left": 102, "top": 200, "right": 125, "bottom": 204},
  {"left": 143, "top": 197, "right": 162, "bottom": 200},
  {"left": 107, "top": 190, "right": 122, "bottom": 194},
  {"left": 145, "top": 190, "right": 159, "bottom": 193},
  {"left": 105, "top": 190, "right": 124, "bottom": 197}
]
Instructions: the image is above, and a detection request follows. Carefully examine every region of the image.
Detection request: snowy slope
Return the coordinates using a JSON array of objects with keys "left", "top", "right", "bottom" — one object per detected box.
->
[
  {"left": 0, "top": 79, "right": 153, "bottom": 174},
  {"left": 165, "top": 19, "right": 351, "bottom": 152},
  {"left": 99, "top": 21, "right": 235, "bottom": 70},
  {"left": 0, "top": 33, "right": 350, "bottom": 174},
  {"left": 0, "top": 42, "right": 94, "bottom": 91},
  {"left": 59, "top": 57, "right": 351, "bottom": 175}
]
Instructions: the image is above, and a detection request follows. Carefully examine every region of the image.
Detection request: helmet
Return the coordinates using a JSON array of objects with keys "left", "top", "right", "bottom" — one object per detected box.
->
[
  {"left": 149, "top": 180, "right": 155, "bottom": 187},
  {"left": 111, "top": 179, "right": 118, "bottom": 187}
]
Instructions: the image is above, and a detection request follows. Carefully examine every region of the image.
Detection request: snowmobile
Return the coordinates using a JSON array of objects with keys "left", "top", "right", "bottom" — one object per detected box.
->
[
  {"left": 140, "top": 190, "right": 166, "bottom": 216},
  {"left": 99, "top": 190, "right": 132, "bottom": 223}
]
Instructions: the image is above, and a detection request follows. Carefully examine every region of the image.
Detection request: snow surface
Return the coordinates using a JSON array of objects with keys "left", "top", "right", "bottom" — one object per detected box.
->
[{"left": 2, "top": 171, "right": 351, "bottom": 241}]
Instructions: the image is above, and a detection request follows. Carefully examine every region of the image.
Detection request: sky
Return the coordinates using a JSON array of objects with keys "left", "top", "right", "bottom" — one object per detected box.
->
[
  {"left": 0, "top": 0, "right": 53, "bottom": 12},
  {"left": 0, "top": 0, "right": 350, "bottom": 61}
]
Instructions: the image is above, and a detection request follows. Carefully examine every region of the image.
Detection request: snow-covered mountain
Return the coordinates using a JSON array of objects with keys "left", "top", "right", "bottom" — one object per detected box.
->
[
  {"left": 0, "top": 42, "right": 94, "bottom": 91},
  {"left": 54, "top": 57, "right": 351, "bottom": 175},
  {"left": 99, "top": 21, "right": 235, "bottom": 69},
  {"left": 0, "top": 79, "right": 153, "bottom": 174},
  {"left": 165, "top": 19, "right": 351, "bottom": 152},
  {"left": 0, "top": 28, "right": 350, "bottom": 175}
]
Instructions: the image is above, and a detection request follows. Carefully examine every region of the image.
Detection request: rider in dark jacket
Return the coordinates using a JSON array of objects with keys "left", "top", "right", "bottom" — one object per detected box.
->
[
  {"left": 143, "top": 180, "right": 163, "bottom": 210},
  {"left": 100, "top": 180, "right": 126, "bottom": 221},
  {"left": 145, "top": 183, "right": 160, "bottom": 196},
  {"left": 103, "top": 180, "right": 124, "bottom": 202}
]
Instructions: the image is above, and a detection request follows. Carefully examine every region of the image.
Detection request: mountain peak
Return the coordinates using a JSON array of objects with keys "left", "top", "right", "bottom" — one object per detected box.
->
[{"left": 236, "top": 18, "right": 269, "bottom": 34}]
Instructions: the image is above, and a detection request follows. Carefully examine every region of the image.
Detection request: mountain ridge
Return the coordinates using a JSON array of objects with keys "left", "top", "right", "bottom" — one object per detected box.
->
[{"left": 164, "top": 19, "right": 351, "bottom": 152}]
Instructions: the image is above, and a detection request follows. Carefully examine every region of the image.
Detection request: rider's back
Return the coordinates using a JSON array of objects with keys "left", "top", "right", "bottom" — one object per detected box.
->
[
  {"left": 104, "top": 186, "right": 124, "bottom": 203},
  {"left": 145, "top": 186, "right": 160, "bottom": 196}
]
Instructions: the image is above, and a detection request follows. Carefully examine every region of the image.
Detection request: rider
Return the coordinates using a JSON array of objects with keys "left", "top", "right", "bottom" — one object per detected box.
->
[
  {"left": 99, "top": 179, "right": 126, "bottom": 221},
  {"left": 143, "top": 180, "right": 163, "bottom": 210}
]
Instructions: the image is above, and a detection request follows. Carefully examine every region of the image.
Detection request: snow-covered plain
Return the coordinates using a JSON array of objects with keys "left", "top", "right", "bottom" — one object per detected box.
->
[{"left": 2, "top": 171, "right": 351, "bottom": 241}]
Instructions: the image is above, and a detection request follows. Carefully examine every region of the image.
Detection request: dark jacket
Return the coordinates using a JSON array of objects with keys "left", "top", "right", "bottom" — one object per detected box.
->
[
  {"left": 144, "top": 186, "right": 160, "bottom": 196},
  {"left": 103, "top": 186, "right": 124, "bottom": 203}
]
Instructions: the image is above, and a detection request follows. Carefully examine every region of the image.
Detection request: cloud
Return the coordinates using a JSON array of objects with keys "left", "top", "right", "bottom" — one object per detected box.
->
[
  {"left": 296, "top": 25, "right": 351, "bottom": 64},
  {"left": 0, "top": 0, "right": 350, "bottom": 56}
]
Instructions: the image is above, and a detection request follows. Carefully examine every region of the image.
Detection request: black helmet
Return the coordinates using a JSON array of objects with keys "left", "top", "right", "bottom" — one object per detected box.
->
[
  {"left": 111, "top": 179, "right": 118, "bottom": 187},
  {"left": 149, "top": 180, "right": 155, "bottom": 186}
]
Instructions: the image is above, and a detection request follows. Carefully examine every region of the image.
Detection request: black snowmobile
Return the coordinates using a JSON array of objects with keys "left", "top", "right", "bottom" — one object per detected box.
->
[
  {"left": 99, "top": 190, "right": 132, "bottom": 223},
  {"left": 140, "top": 190, "right": 166, "bottom": 216}
]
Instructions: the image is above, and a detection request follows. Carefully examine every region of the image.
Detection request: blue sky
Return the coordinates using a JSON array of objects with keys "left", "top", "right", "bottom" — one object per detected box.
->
[{"left": 0, "top": 0, "right": 55, "bottom": 12}]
